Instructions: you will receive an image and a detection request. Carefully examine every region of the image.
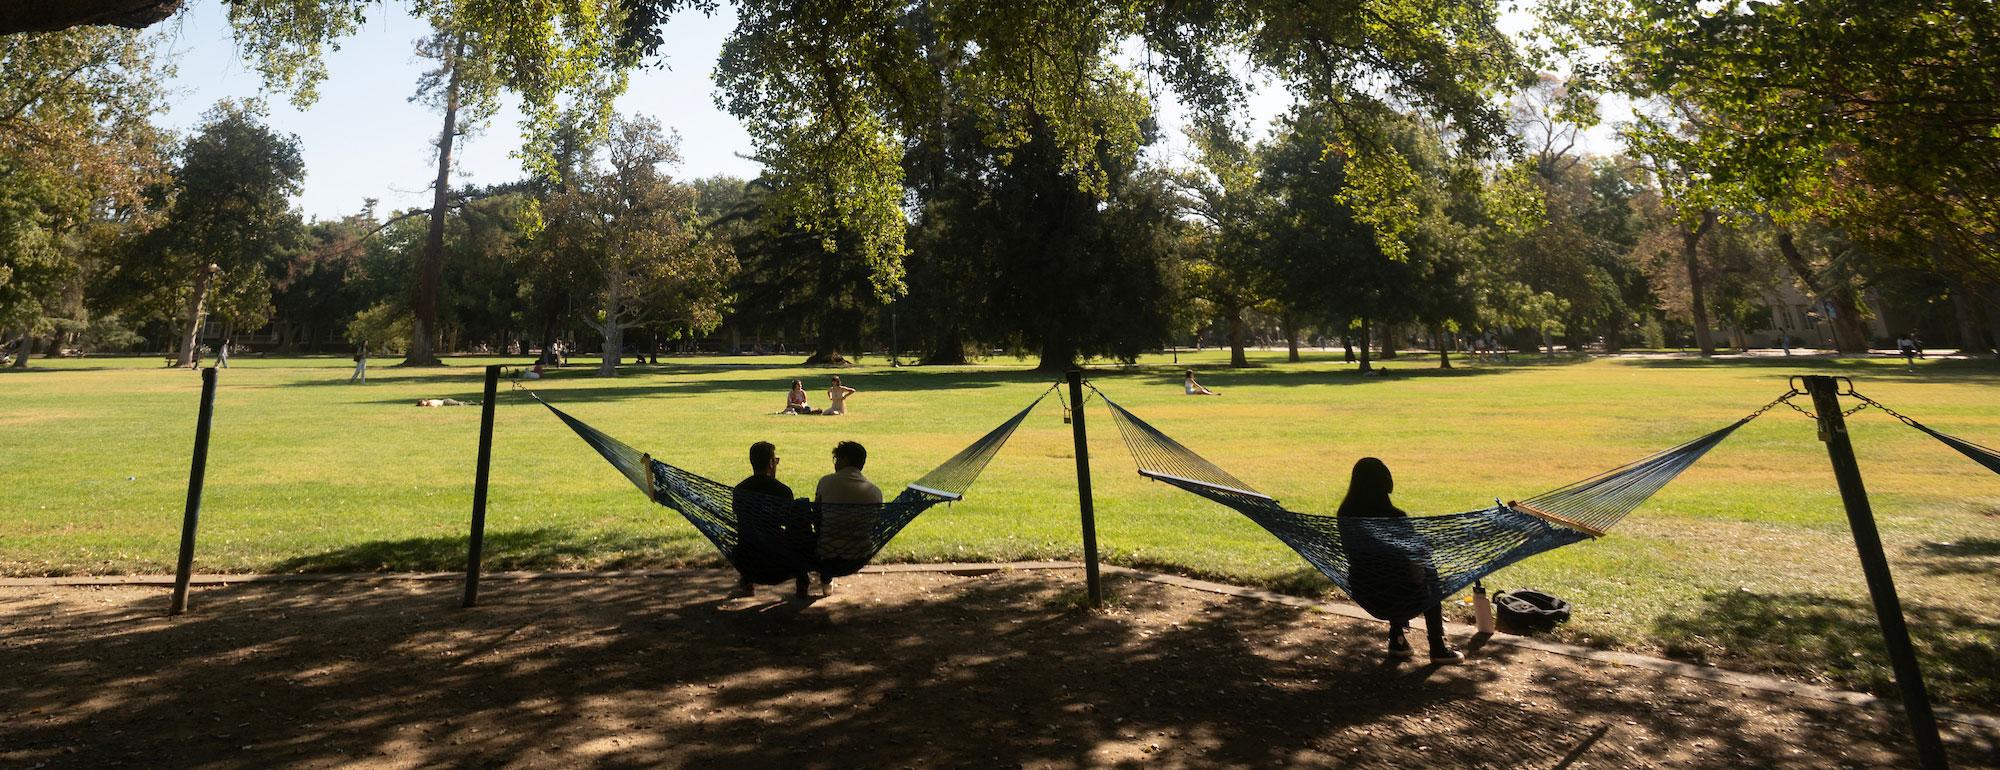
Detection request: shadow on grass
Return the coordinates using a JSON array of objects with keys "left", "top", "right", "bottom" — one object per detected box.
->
[
  {"left": 1653, "top": 588, "right": 2000, "bottom": 711},
  {"left": 1616, "top": 355, "right": 2000, "bottom": 381},
  {"left": 267, "top": 527, "right": 723, "bottom": 574},
  {"left": 9, "top": 570, "right": 1965, "bottom": 769},
  {"left": 1906, "top": 537, "right": 2000, "bottom": 579}
]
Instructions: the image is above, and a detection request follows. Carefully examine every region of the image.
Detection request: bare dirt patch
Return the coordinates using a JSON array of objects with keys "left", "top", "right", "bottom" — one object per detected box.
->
[{"left": 2, "top": 569, "right": 1995, "bottom": 768}]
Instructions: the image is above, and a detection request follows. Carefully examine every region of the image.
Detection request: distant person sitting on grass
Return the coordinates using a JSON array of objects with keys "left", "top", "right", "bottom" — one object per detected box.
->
[
  {"left": 1337, "top": 457, "right": 1463, "bottom": 664},
  {"left": 784, "top": 379, "right": 820, "bottom": 414},
  {"left": 813, "top": 440, "right": 882, "bottom": 594},
  {"left": 1184, "top": 369, "right": 1219, "bottom": 396},
  {"left": 825, "top": 375, "right": 857, "bottom": 415},
  {"left": 731, "top": 441, "right": 812, "bottom": 599}
]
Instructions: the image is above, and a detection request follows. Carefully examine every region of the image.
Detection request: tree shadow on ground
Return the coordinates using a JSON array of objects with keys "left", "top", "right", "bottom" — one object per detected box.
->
[
  {"left": 1615, "top": 355, "right": 2000, "bottom": 382},
  {"left": 266, "top": 527, "right": 724, "bottom": 574},
  {"left": 1653, "top": 588, "right": 2000, "bottom": 711},
  {"left": 1905, "top": 537, "right": 2000, "bottom": 579},
  {"left": 10, "top": 571, "right": 1986, "bottom": 769}
]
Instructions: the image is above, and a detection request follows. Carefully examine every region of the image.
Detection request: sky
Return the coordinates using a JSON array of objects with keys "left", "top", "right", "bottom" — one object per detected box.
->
[{"left": 145, "top": 1, "right": 1622, "bottom": 222}]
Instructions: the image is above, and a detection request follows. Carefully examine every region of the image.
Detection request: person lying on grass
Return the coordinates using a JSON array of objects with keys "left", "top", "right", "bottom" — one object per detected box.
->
[
  {"left": 1184, "top": 369, "right": 1220, "bottom": 396},
  {"left": 813, "top": 440, "right": 882, "bottom": 595},
  {"left": 730, "top": 441, "right": 814, "bottom": 599},
  {"left": 1337, "top": 457, "right": 1463, "bottom": 664}
]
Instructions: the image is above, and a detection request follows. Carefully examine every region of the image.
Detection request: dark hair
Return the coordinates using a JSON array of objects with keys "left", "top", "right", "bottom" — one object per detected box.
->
[
  {"left": 750, "top": 441, "right": 776, "bottom": 471},
  {"left": 791, "top": 379, "right": 802, "bottom": 388},
  {"left": 1185, "top": 369, "right": 1195, "bottom": 377},
  {"left": 832, "top": 440, "right": 867, "bottom": 469},
  {"left": 830, "top": 375, "right": 843, "bottom": 385},
  {"left": 1335, "top": 457, "right": 1398, "bottom": 518}
]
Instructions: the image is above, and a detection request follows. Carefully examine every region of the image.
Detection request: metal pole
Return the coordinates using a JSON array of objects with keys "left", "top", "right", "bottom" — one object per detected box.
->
[
  {"left": 169, "top": 367, "right": 218, "bottom": 615},
  {"left": 1801, "top": 375, "right": 1950, "bottom": 769},
  {"left": 462, "top": 365, "right": 500, "bottom": 608},
  {"left": 1066, "top": 370, "right": 1102, "bottom": 607}
]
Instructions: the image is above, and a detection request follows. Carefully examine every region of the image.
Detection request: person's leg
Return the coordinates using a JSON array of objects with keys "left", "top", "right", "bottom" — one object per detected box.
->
[
  {"left": 731, "top": 571, "right": 754, "bottom": 598},
  {"left": 795, "top": 572, "right": 811, "bottom": 598},
  {"left": 1386, "top": 618, "right": 1412, "bottom": 657},
  {"left": 1424, "top": 602, "right": 1462, "bottom": 662}
]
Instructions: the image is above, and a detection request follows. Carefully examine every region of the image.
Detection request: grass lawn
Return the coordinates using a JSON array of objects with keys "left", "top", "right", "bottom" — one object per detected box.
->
[{"left": 4, "top": 350, "right": 1998, "bottom": 708}]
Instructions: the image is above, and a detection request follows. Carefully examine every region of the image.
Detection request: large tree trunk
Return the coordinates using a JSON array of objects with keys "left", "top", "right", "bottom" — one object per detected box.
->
[
  {"left": 1954, "top": 281, "right": 1992, "bottom": 356},
  {"left": 1356, "top": 317, "right": 1373, "bottom": 373},
  {"left": 597, "top": 278, "right": 623, "bottom": 377},
  {"left": 1283, "top": 314, "right": 1300, "bottom": 363},
  {"left": 1379, "top": 323, "right": 1398, "bottom": 359},
  {"left": 403, "top": 37, "right": 462, "bottom": 368},
  {"left": 1227, "top": 303, "right": 1249, "bottom": 368},
  {"left": 1435, "top": 325, "right": 1452, "bottom": 369},
  {"left": 1683, "top": 211, "right": 1718, "bottom": 357},
  {"left": 1774, "top": 230, "right": 1868, "bottom": 353},
  {"left": 1985, "top": 284, "right": 2000, "bottom": 359},
  {"left": 1034, "top": 335, "right": 1075, "bottom": 372},
  {"left": 921, "top": 327, "right": 969, "bottom": 365},
  {"left": 177, "top": 264, "right": 215, "bottom": 368},
  {"left": 1603, "top": 309, "right": 1625, "bottom": 353},
  {"left": 10, "top": 333, "right": 30, "bottom": 369}
]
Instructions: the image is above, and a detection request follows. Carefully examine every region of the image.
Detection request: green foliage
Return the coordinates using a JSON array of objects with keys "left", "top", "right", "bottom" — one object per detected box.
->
[
  {"left": 0, "top": 27, "right": 168, "bottom": 338},
  {"left": 345, "top": 300, "right": 412, "bottom": 353},
  {"left": 1551, "top": 0, "right": 2000, "bottom": 277},
  {"left": 96, "top": 102, "right": 306, "bottom": 355}
]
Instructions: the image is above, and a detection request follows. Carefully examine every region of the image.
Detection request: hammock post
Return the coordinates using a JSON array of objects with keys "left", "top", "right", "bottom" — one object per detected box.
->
[
  {"left": 462, "top": 365, "right": 500, "bottom": 608},
  {"left": 1802, "top": 375, "right": 1948, "bottom": 770},
  {"left": 169, "top": 366, "right": 217, "bottom": 616},
  {"left": 1066, "top": 370, "right": 1102, "bottom": 607}
]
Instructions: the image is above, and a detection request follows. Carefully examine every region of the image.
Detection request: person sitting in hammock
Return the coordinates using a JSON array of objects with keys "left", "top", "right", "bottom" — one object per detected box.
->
[
  {"left": 784, "top": 379, "right": 820, "bottom": 414},
  {"left": 1337, "top": 457, "right": 1463, "bottom": 664},
  {"left": 813, "top": 440, "right": 883, "bottom": 594},
  {"left": 731, "top": 441, "right": 814, "bottom": 598},
  {"left": 1184, "top": 369, "right": 1220, "bottom": 396}
]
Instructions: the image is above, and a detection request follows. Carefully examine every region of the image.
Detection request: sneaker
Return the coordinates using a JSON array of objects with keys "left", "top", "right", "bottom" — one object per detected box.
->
[
  {"left": 1387, "top": 635, "right": 1414, "bottom": 660},
  {"left": 1429, "top": 647, "right": 1466, "bottom": 664},
  {"left": 728, "top": 582, "right": 754, "bottom": 599}
]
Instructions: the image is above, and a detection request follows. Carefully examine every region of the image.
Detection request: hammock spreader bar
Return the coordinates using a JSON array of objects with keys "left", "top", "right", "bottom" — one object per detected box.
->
[
  {"left": 1090, "top": 383, "right": 1767, "bottom": 622},
  {"left": 533, "top": 385, "right": 1054, "bottom": 579}
]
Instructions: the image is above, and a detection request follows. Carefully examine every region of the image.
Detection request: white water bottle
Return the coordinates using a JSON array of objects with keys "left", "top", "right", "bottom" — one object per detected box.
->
[{"left": 1473, "top": 581, "right": 1495, "bottom": 634}]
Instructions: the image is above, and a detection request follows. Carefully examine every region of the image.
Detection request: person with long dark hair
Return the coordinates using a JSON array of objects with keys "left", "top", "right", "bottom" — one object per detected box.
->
[{"left": 1336, "top": 457, "right": 1463, "bottom": 663}]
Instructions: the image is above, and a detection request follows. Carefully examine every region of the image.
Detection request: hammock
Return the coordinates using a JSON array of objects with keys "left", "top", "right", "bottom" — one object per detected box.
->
[
  {"left": 1851, "top": 393, "right": 2000, "bottom": 477},
  {"left": 537, "top": 386, "right": 1051, "bottom": 579},
  {"left": 1093, "top": 385, "right": 1766, "bottom": 622}
]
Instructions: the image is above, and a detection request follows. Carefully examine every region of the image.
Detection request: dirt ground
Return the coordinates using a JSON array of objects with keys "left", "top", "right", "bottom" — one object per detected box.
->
[{"left": 3, "top": 569, "right": 1996, "bottom": 769}]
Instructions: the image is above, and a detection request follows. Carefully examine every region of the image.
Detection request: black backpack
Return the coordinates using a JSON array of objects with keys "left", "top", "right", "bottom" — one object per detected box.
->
[{"left": 1494, "top": 589, "right": 1572, "bottom": 634}]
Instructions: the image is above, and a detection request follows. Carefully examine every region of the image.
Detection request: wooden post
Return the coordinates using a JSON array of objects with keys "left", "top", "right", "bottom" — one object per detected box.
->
[
  {"left": 462, "top": 365, "right": 500, "bottom": 608},
  {"left": 1066, "top": 370, "right": 1102, "bottom": 607},
  {"left": 1802, "top": 375, "right": 1949, "bottom": 769},
  {"left": 169, "top": 367, "right": 217, "bottom": 615}
]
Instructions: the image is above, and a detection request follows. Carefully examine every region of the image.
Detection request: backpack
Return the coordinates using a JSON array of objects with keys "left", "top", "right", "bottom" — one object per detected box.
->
[{"left": 1493, "top": 589, "right": 1572, "bottom": 634}]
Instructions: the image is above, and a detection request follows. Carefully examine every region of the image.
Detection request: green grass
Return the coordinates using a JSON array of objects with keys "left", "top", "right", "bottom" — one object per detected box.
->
[{"left": 5, "top": 350, "right": 1999, "bottom": 708}]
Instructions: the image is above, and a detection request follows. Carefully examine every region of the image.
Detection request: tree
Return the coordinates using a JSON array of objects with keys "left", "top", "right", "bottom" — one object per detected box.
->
[
  {"left": 716, "top": 0, "right": 1528, "bottom": 368},
  {"left": 99, "top": 102, "right": 305, "bottom": 367},
  {"left": 0, "top": 26, "right": 166, "bottom": 367},
  {"left": 1177, "top": 125, "right": 1273, "bottom": 368},
  {"left": 542, "top": 116, "right": 734, "bottom": 375}
]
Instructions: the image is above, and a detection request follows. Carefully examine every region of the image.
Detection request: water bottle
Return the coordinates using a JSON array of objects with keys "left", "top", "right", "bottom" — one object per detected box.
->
[{"left": 1473, "top": 581, "right": 1495, "bottom": 634}]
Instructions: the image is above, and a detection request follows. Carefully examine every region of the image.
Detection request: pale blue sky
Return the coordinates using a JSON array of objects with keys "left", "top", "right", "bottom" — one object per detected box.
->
[{"left": 145, "top": 1, "right": 1616, "bottom": 221}]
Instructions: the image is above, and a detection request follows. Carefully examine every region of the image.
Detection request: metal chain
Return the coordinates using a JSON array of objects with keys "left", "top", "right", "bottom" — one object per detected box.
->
[{"left": 1844, "top": 389, "right": 1919, "bottom": 427}]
